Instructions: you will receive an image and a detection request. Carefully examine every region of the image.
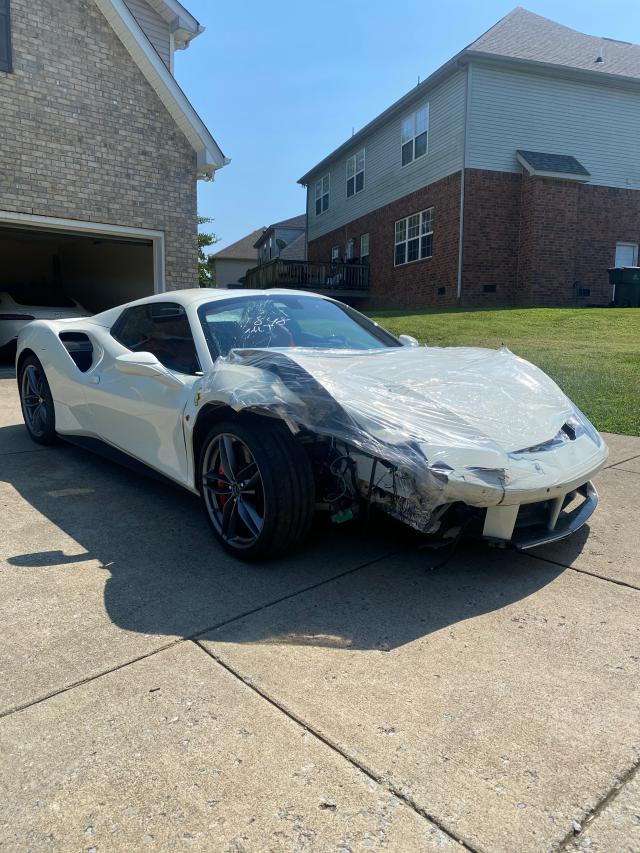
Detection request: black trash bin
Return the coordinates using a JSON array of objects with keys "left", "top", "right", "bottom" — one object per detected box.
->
[{"left": 608, "top": 267, "right": 640, "bottom": 307}]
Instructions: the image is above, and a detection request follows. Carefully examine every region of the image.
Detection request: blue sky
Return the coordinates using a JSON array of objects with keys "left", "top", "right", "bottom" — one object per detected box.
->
[{"left": 175, "top": 0, "right": 640, "bottom": 252}]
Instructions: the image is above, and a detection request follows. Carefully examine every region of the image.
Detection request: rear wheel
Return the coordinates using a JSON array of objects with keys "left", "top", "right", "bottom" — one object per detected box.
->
[
  {"left": 200, "top": 418, "right": 314, "bottom": 561},
  {"left": 18, "top": 355, "right": 57, "bottom": 445}
]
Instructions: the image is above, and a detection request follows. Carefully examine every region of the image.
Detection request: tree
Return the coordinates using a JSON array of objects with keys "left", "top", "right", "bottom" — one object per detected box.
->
[{"left": 198, "top": 215, "right": 219, "bottom": 287}]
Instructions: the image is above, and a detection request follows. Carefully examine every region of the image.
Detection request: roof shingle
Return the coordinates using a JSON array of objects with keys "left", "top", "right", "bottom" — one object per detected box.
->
[
  {"left": 468, "top": 8, "right": 640, "bottom": 81},
  {"left": 516, "top": 149, "right": 591, "bottom": 178},
  {"left": 212, "top": 228, "right": 265, "bottom": 260}
]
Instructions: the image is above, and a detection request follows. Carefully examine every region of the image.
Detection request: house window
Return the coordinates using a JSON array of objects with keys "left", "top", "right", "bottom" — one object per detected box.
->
[
  {"left": 614, "top": 242, "right": 638, "bottom": 268},
  {"left": 401, "top": 104, "right": 429, "bottom": 166},
  {"left": 315, "top": 174, "right": 330, "bottom": 215},
  {"left": 331, "top": 246, "right": 340, "bottom": 262},
  {"left": 0, "top": 0, "right": 12, "bottom": 73},
  {"left": 394, "top": 208, "right": 433, "bottom": 266},
  {"left": 346, "top": 239, "right": 354, "bottom": 260},
  {"left": 346, "top": 149, "right": 365, "bottom": 197},
  {"left": 360, "top": 233, "right": 369, "bottom": 262},
  {"left": 482, "top": 284, "right": 497, "bottom": 293}
]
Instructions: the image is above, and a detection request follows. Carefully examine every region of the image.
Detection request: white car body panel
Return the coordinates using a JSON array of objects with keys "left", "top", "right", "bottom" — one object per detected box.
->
[
  {"left": 16, "top": 288, "right": 609, "bottom": 548},
  {"left": 0, "top": 292, "right": 90, "bottom": 349}
]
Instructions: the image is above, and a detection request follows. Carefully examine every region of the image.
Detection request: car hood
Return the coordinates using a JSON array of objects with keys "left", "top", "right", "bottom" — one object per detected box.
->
[
  {"left": 284, "top": 346, "right": 578, "bottom": 451},
  {"left": 212, "top": 345, "right": 574, "bottom": 452}
]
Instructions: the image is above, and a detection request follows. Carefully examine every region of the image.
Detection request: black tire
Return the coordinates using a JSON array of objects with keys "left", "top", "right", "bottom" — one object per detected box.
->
[
  {"left": 18, "top": 354, "right": 57, "bottom": 445},
  {"left": 199, "top": 417, "right": 314, "bottom": 561}
]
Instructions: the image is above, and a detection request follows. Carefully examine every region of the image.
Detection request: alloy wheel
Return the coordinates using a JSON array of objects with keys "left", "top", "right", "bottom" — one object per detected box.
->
[
  {"left": 21, "top": 364, "right": 49, "bottom": 438},
  {"left": 202, "top": 433, "right": 266, "bottom": 549}
]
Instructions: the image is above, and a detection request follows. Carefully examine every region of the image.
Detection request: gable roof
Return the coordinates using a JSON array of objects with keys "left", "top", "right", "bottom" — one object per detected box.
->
[
  {"left": 94, "top": 0, "right": 229, "bottom": 179},
  {"left": 254, "top": 214, "right": 306, "bottom": 248},
  {"left": 272, "top": 213, "right": 307, "bottom": 230},
  {"left": 298, "top": 8, "right": 640, "bottom": 185},
  {"left": 279, "top": 232, "right": 307, "bottom": 261},
  {"left": 467, "top": 8, "right": 640, "bottom": 81},
  {"left": 212, "top": 228, "right": 265, "bottom": 260}
]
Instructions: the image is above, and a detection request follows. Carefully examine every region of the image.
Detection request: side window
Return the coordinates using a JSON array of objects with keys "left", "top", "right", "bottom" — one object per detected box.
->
[
  {"left": 111, "top": 302, "right": 199, "bottom": 375},
  {"left": 0, "top": 0, "right": 12, "bottom": 73}
]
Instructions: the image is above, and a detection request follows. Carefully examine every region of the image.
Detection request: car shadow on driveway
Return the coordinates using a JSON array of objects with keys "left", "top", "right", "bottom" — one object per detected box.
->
[{"left": 1, "top": 430, "right": 585, "bottom": 652}]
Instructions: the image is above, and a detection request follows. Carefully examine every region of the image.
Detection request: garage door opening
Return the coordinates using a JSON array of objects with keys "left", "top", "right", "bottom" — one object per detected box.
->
[{"left": 0, "top": 223, "right": 158, "bottom": 316}]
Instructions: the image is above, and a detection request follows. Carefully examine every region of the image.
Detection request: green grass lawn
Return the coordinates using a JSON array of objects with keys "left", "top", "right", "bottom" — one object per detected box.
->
[{"left": 368, "top": 308, "right": 640, "bottom": 436}]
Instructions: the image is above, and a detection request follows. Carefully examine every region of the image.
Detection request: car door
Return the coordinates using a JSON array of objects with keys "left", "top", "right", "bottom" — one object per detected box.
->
[{"left": 85, "top": 302, "right": 200, "bottom": 485}]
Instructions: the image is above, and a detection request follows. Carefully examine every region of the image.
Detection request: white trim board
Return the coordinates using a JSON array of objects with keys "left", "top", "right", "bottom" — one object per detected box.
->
[
  {"left": 145, "top": 0, "right": 203, "bottom": 48},
  {"left": 0, "top": 210, "right": 166, "bottom": 294},
  {"left": 94, "top": 0, "right": 229, "bottom": 180}
]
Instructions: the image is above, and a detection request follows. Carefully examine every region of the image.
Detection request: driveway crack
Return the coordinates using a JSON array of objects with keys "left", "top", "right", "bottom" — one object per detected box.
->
[
  {"left": 0, "top": 550, "right": 397, "bottom": 720},
  {"left": 557, "top": 755, "right": 640, "bottom": 851},
  {"left": 192, "top": 638, "right": 483, "bottom": 853}
]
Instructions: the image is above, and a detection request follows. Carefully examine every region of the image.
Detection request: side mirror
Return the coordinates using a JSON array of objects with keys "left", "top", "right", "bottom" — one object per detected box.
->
[
  {"left": 398, "top": 334, "right": 420, "bottom": 348},
  {"left": 114, "top": 352, "right": 183, "bottom": 389}
]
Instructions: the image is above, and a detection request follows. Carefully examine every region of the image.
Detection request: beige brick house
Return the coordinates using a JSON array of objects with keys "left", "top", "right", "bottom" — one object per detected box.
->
[{"left": 0, "top": 0, "right": 227, "bottom": 312}]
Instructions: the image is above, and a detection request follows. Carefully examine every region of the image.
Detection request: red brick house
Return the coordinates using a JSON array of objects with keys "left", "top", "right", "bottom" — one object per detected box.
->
[{"left": 298, "top": 8, "right": 640, "bottom": 309}]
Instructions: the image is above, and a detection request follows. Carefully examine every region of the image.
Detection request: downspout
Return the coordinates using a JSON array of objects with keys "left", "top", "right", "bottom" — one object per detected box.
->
[{"left": 457, "top": 63, "right": 472, "bottom": 303}]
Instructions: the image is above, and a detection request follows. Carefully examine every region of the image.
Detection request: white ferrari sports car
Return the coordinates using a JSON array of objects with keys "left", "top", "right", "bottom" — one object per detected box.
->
[{"left": 16, "top": 288, "right": 608, "bottom": 560}]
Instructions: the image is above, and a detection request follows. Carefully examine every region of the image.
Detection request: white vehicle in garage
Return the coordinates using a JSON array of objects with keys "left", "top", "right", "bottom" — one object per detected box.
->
[
  {"left": 16, "top": 289, "right": 608, "bottom": 560},
  {"left": 0, "top": 288, "right": 90, "bottom": 356}
]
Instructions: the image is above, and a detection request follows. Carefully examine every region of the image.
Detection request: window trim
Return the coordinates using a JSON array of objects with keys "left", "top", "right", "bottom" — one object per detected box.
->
[
  {"left": 615, "top": 241, "right": 638, "bottom": 266},
  {"left": 314, "top": 173, "right": 330, "bottom": 216},
  {"left": 400, "top": 103, "right": 429, "bottom": 168},
  {"left": 394, "top": 208, "right": 433, "bottom": 267},
  {"left": 346, "top": 148, "right": 365, "bottom": 198},
  {"left": 110, "top": 301, "right": 200, "bottom": 376},
  {"left": 0, "top": 0, "right": 12, "bottom": 74},
  {"left": 360, "top": 233, "right": 369, "bottom": 261}
]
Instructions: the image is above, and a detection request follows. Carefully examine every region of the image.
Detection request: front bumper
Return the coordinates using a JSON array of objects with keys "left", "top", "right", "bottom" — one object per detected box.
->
[{"left": 483, "top": 481, "right": 599, "bottom": 549}]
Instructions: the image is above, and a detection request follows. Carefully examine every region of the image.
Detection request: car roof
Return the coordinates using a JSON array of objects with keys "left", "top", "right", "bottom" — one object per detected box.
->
[{"left": 87, "top": 289, "right": 331, "bottom": 327}]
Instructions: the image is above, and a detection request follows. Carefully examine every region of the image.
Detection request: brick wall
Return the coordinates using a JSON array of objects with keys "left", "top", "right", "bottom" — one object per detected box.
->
[
  {"left": 516, "top": 173, "right": 580, "bottom": 306},
  {"left": 575, "top": 184, "right": 640, "bottom": 304},
  {"left": 307, "top": 173, "right": 461, "bottom": 310},
  {"left": 0, "top": 0, "right": 198, "bottom": 289},
  {"left": 308, "top": 164, "right": 640, "bottom": 310},
  {"left": 461, "top": 169, "right": 521, "bottom": 305}
]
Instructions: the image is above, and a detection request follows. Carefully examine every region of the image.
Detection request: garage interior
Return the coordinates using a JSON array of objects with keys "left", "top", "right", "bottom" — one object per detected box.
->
[{"left": 0, "top": 224, "right": 155, "bottom": 316}]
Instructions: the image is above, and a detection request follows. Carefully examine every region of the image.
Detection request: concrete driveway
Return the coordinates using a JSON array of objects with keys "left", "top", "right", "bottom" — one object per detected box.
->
[{"left": 1, "top": 366, "right": 639, "bottom": 852}]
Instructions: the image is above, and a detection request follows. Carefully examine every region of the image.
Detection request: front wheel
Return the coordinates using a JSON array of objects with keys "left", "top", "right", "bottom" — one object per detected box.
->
[
  {"left": 18, "top": 355, "right": 57, "bottom": 445},
  {"left": 199, "top": 418, "right": 314, "bottom": 561}
]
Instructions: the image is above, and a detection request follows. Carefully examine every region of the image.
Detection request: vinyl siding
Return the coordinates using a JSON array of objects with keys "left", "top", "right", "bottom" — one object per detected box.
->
[
  {"left": 124, "top": 0, "right": 171, "bottom": 70},
  {"left": 467, "top": 63, "right": 640, "bottom": 189},
  {"left": 214, "top": 258, "right": 254, "bottom": 288},
  {"left": 307, "top": 69, "right": 466, "bottom": 242}
]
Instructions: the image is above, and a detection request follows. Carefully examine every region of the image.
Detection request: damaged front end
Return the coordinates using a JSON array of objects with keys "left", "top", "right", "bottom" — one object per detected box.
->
[{"left": 199, "top": 345, "right": 608, "bottom": 549}]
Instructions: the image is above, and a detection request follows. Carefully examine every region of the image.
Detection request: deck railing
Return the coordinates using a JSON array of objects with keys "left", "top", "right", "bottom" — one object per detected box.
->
[{"left": 243, "top": 259, "right": 369, "bottom": 294}]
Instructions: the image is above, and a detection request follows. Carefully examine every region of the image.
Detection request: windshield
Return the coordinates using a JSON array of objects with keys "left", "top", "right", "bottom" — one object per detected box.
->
[{"left": 198, "top": 294, "right": 400, "bottom": 358}]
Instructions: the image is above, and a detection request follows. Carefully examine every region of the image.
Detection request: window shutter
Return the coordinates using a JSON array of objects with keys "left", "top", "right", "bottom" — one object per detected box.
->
[{"left": 0, "top": 0, "right": 11, "bottom": 73}]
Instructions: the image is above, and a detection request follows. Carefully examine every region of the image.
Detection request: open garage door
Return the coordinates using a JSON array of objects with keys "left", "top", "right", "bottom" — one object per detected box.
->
[{"left": 0, "top": 222, "right": 157, "bottom": 315}]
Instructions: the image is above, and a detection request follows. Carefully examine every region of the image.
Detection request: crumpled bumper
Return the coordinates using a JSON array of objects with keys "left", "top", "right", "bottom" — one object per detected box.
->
[{"left": 482, "top": 481, "right": 599, "bottom": 550}]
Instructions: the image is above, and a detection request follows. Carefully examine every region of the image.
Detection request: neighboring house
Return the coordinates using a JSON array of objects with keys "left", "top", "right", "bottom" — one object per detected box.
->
[
  {"left": 299, "top": 8, "right": 640, "bottom": 309},
  {"left": 254, "top": 215, "right": 307, "bottom": 264},
  {"left": 211, "top": 227, "right": 265, "bottom": 288},
  {"left": 0, "top": 0, "right": 227, "bottom": 313}
]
